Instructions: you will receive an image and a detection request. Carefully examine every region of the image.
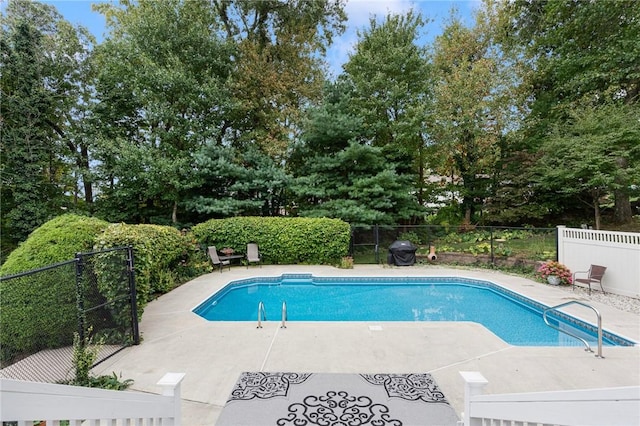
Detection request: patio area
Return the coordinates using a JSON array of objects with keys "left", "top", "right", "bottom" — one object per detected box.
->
[{"left": 93, "top": 265, "right": 640, "bottom": 425}]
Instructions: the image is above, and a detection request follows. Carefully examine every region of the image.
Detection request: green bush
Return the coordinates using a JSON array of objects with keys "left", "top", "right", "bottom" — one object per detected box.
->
[
  {"left": 0, "top": 214, "right": 110, "bottom": 365},
  {"left": 94, "top": 223, "right": 195, "bottom": 307},
  {"left": 398, "top": 231, "right": 422, "bottom": 245},
  {"left": 191, "top": 217, "right": 350, "bottom": 264},
  {"left": 0, "top": 261, "right": 78, "bottom": 365},
  {"left": 0, "top": 214, "right": 110, "bottom": 275}
]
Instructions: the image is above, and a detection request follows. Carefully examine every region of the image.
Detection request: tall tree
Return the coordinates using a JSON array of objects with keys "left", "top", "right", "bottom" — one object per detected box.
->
[
  {"left": 92, "top": 0, "right": 234, "bottom": 224},
  {"left": 290, "top": 81, "right": 424, "bottom": 225},
  {"left": 185, "top": 144, "right": 291, "bottom": 218},
  {"left": 430, "top": 8, "right": 515, "bottom": 225},
  {"left": 536, "top": 103, "right": 640, "bottom": 229},
  {"left": 213, "top": 0, "right": 347, "bottom": 158},
  {"left": 498, "top": 0, "right": 640, "bottom": 224},
  {"left": 1, "top": 0, "right": 95, "bottom": 251},
  {"left": 342, "top": 11, "right": 432, "bottom": 207}
]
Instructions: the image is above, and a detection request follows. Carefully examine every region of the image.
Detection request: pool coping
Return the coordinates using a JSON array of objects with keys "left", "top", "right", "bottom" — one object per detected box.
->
[
  {"left": 193, "top": 273, "right": 637, "bottom": 347},
  {"left": 93, "top": 264, "right": 640, "bottom": 425}
]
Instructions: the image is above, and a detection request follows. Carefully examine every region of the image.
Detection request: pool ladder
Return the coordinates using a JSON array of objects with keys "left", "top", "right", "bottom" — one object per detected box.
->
[
  {"left": 257, "top": 302, "right": 267, "bottom": 328},
  {"left": 257, "top": 301, "right": 287, "bottom": 329},
  {"left": 543, "top": 301, "right": 603, "bottom": 358}
]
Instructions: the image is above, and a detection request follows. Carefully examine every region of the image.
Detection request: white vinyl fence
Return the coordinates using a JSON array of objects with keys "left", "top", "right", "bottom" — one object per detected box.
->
[
  {"left": 0, "top": 372, "right": 185, "bottom": 426},
  {"left": 460, "top": 371, "right": 640, "bottom": 426},
  {"left": 557, "top": 226, "right": 640, "bottom": 298}
]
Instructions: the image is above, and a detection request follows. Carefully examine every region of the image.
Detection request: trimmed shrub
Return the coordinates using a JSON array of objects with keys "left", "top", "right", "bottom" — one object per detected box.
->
[
  {"left": 191, "top": 217, "right": 350, "bottom": 264},
  {"left": 94, "top": 223, "right": 195, "bottom": 308},
  {"left": 0, "top": 214, "right": 110, "bottom": 275},
  {"left": 0, "top": 214, "right": 111, "bottom": 365},
  {"left": 0, "top": 260, "right": 78, "bottom": 365}
]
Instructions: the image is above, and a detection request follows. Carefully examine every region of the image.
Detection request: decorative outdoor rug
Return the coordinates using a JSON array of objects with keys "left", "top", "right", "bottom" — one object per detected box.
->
[{"left": 215, "top": 372, "right": 459, "bottom": 426}]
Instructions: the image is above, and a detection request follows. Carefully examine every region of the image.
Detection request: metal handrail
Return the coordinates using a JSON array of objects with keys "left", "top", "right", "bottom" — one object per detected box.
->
[
  {"left": 257, "top": 301, "right": 267, "bottom": 328},
  {"left": 281, "top": 301, "right": 287, "bottom": 329},
  {"left": 543, "top": 301, "right": 604, "bottom": 358}
]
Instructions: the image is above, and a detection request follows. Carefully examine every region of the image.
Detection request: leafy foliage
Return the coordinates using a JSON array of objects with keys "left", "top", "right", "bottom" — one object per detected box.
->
[
  {"left": 431, "top": 9, "right": 516, "bottom": 225},
  {"left": 0, "top": 214, "right": 109, "bottom": 275},
  {"left": 191, "top": 216, "right": 350, "bottom": 264},
  {"left": 0, "top": 216, "right": 205, "bottom": 367},
  {"left": 496, "top": 0, "right": 640, "bottom": 225},
  {"left": 290, "top": 77, "right": 424, "bottom": 225},
  {"left": 535, "top": 103, "right": 640, "bottom": 229},
  {"left": 68, "top": 329, "right": 133, "bottom": 389},
  {"left": 0, "top": 261, "right": 77, "bottom": 366},
  {"left": 185, "top": 144, "right": 290, "bottom": 217},
  {"left": 92, "top": 0, "right": 234, "bottom": 225},
  {"left": 536, "top": 261, "right": 572, "bottom": 286},
  {"left": 291, "top": 141, "right": 423, "bottom": 225},
  {"left": 0, "top": 0, "right": 97, "bottom": 253},
  {"left": 342, "top": 11, "right": 432, "bottom": 205},
  {"left": 215, "top": 0, "right": 347, "bottom": 157},
  {"left": 94, "top": 223, "right": 196, "bottom": 307},
  {"left": 71, "top": 329, "right": 102, "bottom": 386},
  {"left": 3, "top": 0, "right": 640, "bottom": 253}
]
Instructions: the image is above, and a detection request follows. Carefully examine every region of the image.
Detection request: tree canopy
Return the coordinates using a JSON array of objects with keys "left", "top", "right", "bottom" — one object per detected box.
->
[{"left": 2, "top": 0, "right": 638, "bottom": 257}]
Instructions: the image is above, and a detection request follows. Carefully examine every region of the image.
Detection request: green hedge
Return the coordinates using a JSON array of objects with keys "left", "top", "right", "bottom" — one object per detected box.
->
[
  {"left": 0, "top": 261, "right": 78, "bottom": 365},
  {"left": 0, "top": 214, "right": 110, "bottom": 276},
  {"left": 0, "top": 214, "right": 110, "bottom": 365},
  {"left": 191, "top": 217, "right": 351, "bottom": 264},
  {"left": 94, "top": 223, "right": 197, "bottom": 307},
  {"left": 1, "top": 215, "right": 348, "bottom": 366},
  {"left": 0, "top": 217, "right": 203, "bottom": 365}
]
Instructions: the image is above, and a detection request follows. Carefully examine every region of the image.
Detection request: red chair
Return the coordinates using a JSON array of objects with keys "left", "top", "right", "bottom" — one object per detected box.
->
[{"left": 572, "top": 265, "right": 607, "bottom": 295}]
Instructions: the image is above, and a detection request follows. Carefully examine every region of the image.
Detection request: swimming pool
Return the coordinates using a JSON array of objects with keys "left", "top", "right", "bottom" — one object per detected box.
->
[{"left": 193, "top": 274, "right": 635, "bottom": 347}]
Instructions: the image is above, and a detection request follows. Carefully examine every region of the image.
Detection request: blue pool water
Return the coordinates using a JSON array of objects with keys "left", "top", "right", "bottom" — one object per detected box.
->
[{"left": 193, "top": 275, "right": 635, "bottom": 347}]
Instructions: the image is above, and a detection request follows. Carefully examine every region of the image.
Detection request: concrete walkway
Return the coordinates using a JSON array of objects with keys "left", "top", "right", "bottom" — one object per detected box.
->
[{"left": 93, "top": 265, "right": 640, "bottom": 425}]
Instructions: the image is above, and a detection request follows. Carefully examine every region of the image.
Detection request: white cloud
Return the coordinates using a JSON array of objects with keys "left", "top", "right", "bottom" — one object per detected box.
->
[
  {"left": 345, "top": 0, "right": 417, "bottom": 29},
  {"left": 325, "top": 0, "right": 480, "bottom": 79},
  {"left": 325, "top": 0, "right": 416, "bottom": 78}
]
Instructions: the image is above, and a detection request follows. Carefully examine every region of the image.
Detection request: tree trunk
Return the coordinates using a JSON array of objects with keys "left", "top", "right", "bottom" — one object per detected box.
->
[
  {"left": 613, "top": 189, "right": 632, "bottom": 224},
  {"left": 80, "top": 145, "right": 93, "bottom": 205},
  {"left": 464, "top": 206, "right": 472, "bottom": 225},
  {"left": 172, "top": 201, "right": 178, "bottom": 224},
  {"left": 593, "top": 193, "right": 601, "bottom": 230},
  {"left": 613, "top": 157, "right": 632, "bottom": 223}
]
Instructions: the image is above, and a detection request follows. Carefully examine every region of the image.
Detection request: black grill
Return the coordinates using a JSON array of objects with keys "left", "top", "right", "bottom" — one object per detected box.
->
[{"left": 387, "top": 240, "right": 417, "bottom": 266}]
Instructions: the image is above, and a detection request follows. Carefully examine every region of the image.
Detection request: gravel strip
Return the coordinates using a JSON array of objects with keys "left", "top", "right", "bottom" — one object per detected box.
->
[{"left": 554, "top": 284, "right": 640, "bottom": 315}]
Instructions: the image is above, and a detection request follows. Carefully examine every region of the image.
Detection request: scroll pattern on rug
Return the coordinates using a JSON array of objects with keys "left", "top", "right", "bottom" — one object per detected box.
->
[
  {"left": 360, "top": 373, "right": 449, "bottom": 404},
  {"left": 276, "top": 391, "right": 402, "bottom": 426},
  {"left": 228, "top": 372, "right": 313, "bottom": 401}
]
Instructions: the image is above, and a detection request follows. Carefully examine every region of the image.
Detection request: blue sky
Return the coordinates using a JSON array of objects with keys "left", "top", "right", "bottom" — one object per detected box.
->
[{"left": 40, "top": 0, "right": 479, "bottom": 77}]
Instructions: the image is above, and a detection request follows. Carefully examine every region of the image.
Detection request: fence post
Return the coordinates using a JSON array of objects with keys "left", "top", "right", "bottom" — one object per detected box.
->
[
  {"left": 459, "top": 371, "right": 488, "bottom": 426},
  {"left": 158, "top": 373, "right": 186, "bottom": 426},
  {"left": 556, "top": 225, "right": 565, "bottom": 263},
  {"left": 126, "top": 246, "right": 140, "bottom": 345},
  {"left": 349, "top": 226, "right": 355, "bottom": 257},
  {"left": 489, "top": 227, "right": 495, "bottom": 265},
  {"left": 75, "top": 253, "right": 85, "bottom": 343},
  {"left": 374, "top": 224, "right": 380, "bottom": 264}
]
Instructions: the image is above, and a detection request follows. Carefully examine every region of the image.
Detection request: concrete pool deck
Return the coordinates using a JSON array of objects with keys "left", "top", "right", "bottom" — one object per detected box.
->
[{"left": 93, "top": 265, "right": 640, "bottom": 425}]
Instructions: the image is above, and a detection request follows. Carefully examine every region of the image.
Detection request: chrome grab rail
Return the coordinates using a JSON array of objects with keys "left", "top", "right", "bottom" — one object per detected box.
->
[
  {"left": 257, "top": 301, "right": 267, "bottom": 328},
  {"left": 281, "top": 301, "right": 287, "bottom": 329},
  {"left": 543, "top": 301, "right": 603, "bottom": 358}
]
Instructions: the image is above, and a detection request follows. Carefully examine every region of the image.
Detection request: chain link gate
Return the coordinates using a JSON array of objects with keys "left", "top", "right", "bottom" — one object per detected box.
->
[{"left": 0, "top": 246, "right": 139, "bottom": 383}]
